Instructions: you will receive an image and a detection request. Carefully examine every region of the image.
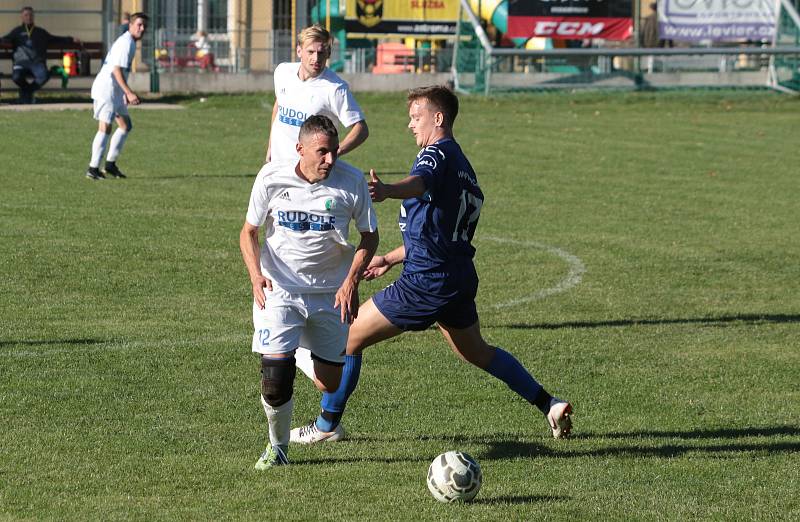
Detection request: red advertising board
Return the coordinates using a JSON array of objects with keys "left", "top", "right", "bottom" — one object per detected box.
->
[{"left": 507, "top": 0, "right": 633, "bottom": 40}]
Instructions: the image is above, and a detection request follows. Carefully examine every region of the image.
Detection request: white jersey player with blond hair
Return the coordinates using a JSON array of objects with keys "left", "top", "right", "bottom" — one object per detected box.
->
[
  {"left": 266, "top": 23, "right": 370, "bottom": 379},
  {"left": 265, "top": 23, "right": 368, "bottom": 163},
  {"left": 240, "top": 115, "right": 379, "bottom": 469}
]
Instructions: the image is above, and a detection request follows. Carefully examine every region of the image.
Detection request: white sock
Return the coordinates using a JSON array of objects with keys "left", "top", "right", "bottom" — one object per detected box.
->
[
  {"left": 106, "top": 128, "right": 129, "bottom": 162},
  {"left": 90, "top": 132, "right": 109, "bottom": 168},
  {"left": 260, "top": 395, "right": 293, "bottom": 447},
  {"left": 295, "top": 347, "right": 316, "bottom": 381}
]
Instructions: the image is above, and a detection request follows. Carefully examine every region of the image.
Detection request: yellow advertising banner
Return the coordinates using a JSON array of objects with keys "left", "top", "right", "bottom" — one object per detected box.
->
[{"left": 345, "top": 0, "right": 460, "bottom": 36}]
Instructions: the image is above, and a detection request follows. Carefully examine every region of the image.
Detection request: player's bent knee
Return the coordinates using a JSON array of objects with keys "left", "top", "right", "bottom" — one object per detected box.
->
[
  {"left": 444, "top": 326, "right": 494, "bottom": 369},
  {"left": 345, "top": 328, "right": 382, "bottom": 355},
  {"left": 315, "top": 374, "right": 340, "bottom": 394},
  {"left": 345, "top": 341, "right": 366, "bottom": 356},
  {"left": 260, "top": 355, "right": 296, "bottom": 407},
  {"left": 122, "top": 117, "right": 133, "bottom": 132},
  {"left": 463, "top": 343, "right": 495, "bottom": 369},
  {"left": 312, "top": 358, "right": 343, "bottom": 393}
]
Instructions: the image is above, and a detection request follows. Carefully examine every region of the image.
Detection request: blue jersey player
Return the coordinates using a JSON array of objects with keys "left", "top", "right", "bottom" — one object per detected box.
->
[{"left": 291, "top": 85, "right": 573, "bottom": 444}]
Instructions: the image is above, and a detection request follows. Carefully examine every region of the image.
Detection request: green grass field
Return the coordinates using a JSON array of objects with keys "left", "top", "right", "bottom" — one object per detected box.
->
[{"left": 1, "top": 90, "right": 799, "bottom": 520}]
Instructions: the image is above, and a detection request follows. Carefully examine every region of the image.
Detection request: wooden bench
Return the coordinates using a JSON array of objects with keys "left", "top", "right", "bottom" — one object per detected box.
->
[{"left": 0, "top": 41, "right": 103, "bottom": 79}]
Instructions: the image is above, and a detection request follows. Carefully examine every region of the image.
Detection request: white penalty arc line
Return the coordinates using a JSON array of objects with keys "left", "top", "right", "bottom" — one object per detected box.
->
[
  {"left": 479, "top": 236, "right": 586, "bottom": 309},
  {"left": 4, "top": 240, "right": 584, "bottom": 357}
]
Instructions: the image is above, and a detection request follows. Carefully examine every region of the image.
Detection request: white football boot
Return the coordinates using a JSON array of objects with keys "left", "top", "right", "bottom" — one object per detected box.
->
[
  {"left": 290, "top": 421, "right": 346, "bottom": 444},
  {"left": 547, "top": 399, "right": 573, "bottom": 439}
]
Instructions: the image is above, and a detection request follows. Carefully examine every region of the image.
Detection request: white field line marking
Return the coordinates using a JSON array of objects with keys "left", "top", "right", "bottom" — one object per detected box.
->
[
  {"left": 480, "top": 236, "right": 586, "bottom": 309},
  {"left": 3, "top": 239, "right": 585, "bottom": 356}
]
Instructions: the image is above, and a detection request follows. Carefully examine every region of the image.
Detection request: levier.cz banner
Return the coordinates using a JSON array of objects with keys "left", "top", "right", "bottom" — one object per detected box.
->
[
  {"left": 507, "top": 0, "right": 633, "bottom": 40},
  {"left": 658, "top": 0, "right": 777, "bottom": 42}
]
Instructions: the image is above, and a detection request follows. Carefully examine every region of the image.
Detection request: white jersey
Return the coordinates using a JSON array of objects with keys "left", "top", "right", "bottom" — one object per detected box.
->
[
  {"left": 246, "top": 159, "right": 377, "bottom": 293},
  {"left": 91, "top": 32, "right": 136, "bottom": 102},
  {"left": 269, "top": 62, "right": 365, "bottom": 162}
]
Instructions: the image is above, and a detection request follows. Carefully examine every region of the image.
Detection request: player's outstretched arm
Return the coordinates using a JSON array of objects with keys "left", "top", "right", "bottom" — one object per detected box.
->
[
  {"left": 239, "top": 221, "right": 272, "bottom": 309},
  {"left": 368, "top": 170, "right": 426, "bottom": 202},
  {"left": 337, "top": 120, "right": 369, "bottom": 157},
  {"left": 335, "top": 229, "right": 379, "bottom": 323}
]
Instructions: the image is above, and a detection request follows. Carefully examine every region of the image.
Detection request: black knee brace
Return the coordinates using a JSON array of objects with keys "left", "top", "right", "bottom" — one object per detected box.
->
[{"left": 260, "top": 355, "right": 296, "bottom": 407}]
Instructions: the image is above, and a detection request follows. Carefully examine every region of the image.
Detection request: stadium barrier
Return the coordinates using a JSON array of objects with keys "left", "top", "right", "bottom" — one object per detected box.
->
[
  {"left": 452, "top": 0, "right": 800, "bottom": 94},
  {"left": 452, "top": 46, "right": 800, "bottom": 94}
]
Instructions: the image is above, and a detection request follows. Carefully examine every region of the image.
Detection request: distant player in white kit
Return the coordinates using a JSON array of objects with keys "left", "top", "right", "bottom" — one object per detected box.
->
[
  {"left": 240, "top": 115, "right": 379, "bottom": 469},
  {"left": 85, "top": 12, "right": 148, "bottom": 180},
  {"left": 266, "top": 24, "right": 368, "bottom": 163}
]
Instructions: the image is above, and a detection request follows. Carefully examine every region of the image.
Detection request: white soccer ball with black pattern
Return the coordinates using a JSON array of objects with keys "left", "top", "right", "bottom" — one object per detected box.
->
[{"left": 427, "top": 451, "right": 482, "bottom": 503}]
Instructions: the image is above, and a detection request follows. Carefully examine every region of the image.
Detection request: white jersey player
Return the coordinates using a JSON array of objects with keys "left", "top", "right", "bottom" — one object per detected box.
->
[
  {"left": 266, "top": 24, "right": 368, "bottom": 163},
  {"left": 240, "top": 115, "right": 379, "bottom": 469},
  {"left": 85, "top": 12, "right": 148, "bottom": 180}
]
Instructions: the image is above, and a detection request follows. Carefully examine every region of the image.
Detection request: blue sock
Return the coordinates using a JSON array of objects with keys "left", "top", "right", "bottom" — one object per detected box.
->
[
  {"left": 316, "top": 354, "right": 363, "bottom": 432},
  {"left": 484, "top": 347, "right": 549, "bottom": 413}
]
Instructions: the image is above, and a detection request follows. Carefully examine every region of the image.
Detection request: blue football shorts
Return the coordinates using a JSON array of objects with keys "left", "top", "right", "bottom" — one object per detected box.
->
[{"left": 372, "top": 263, "right": 479, "bottom": 331}]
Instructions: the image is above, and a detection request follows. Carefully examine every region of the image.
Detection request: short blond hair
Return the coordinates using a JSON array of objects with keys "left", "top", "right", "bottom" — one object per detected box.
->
[{"left": 298, "top": 24, "right": 331, "bottom": 51}]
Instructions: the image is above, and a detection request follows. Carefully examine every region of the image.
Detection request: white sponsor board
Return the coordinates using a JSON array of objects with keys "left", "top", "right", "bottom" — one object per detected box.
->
[{"left": 659, "top": 0, "right": 778, "bottom": 41}]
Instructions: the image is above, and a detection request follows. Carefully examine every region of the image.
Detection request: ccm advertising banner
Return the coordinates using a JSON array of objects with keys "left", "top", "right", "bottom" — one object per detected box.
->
[
  {"left": 507, "top": 0, "right": 633, "bottom": 40},
  {"left": 658, "top": 0, "right": 778, "bottom": 42},
  {"left": 345, "top": 0, "right": 459, "bottom": 36}
]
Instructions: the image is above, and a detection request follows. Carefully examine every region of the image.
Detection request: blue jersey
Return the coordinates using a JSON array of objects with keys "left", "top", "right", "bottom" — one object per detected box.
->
[{"left": 399, "top": 138, "right": 484, "bottom": 274}]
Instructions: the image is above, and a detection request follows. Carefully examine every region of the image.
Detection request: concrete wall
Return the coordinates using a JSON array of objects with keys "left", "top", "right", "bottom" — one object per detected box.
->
[
  {"left": 124, "top": 70, "right": 769, "bottom": 94},
  {"left": 6, "top": 69, "right": 767, "bottom": 94},
  {"left": 127, "top": 71, "right": 453, "bottom": 93},
  {"left": 0, "top": 1, "right": 103, "bottom": 44}
]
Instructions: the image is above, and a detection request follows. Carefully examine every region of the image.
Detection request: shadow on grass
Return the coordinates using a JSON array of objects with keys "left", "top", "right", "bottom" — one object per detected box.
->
[
  {"left": 301, "top": 425, "right": 800, "bottom": 465},
  {"left": 296, "top": 439, "right": 800, "bottom": 466},
  {"left": 482, "top": 440, "right": 800, "bottom": 460},
  {"left": 591, "top": 426, "right": 800, "bottom": 439},
  {"left": 0, "top": 338, "right": 108, "bottom": 347},
  {"left": 483, "top": 427, "right": 800, "bottom": 459},
  {"left": 488, "top": 426, "right": 800, "bottom": 458},
  {"left": 473, "top": 494, "right": 570, "bottom": 505},
  {"left": 493, "top": 313, "right": 800, "bottom": 330}
]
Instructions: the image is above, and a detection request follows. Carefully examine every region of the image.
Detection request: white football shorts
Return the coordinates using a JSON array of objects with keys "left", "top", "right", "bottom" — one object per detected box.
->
[
  {"left": 251, "top": 285, "right": 347, "bottom": 365},
  {"left": 92, "top": 97, "right": 129, "bottom": 124}
]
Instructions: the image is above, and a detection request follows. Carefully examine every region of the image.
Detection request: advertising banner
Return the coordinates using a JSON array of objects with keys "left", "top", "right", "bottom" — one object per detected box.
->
[
  {"left": 658, "top": 0, "right": 778, "bottom": 42},
  {"left": 507, "top": 0, "right": 633, "bottom": 40},
  {"left": 345, "top": 0, "right": 460, "bottom": 36}
]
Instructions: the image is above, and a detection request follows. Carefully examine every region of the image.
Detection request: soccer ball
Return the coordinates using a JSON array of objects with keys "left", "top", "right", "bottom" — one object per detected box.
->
[{"left": 427, "top": 451, "right": 482, "bottom": 503}]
